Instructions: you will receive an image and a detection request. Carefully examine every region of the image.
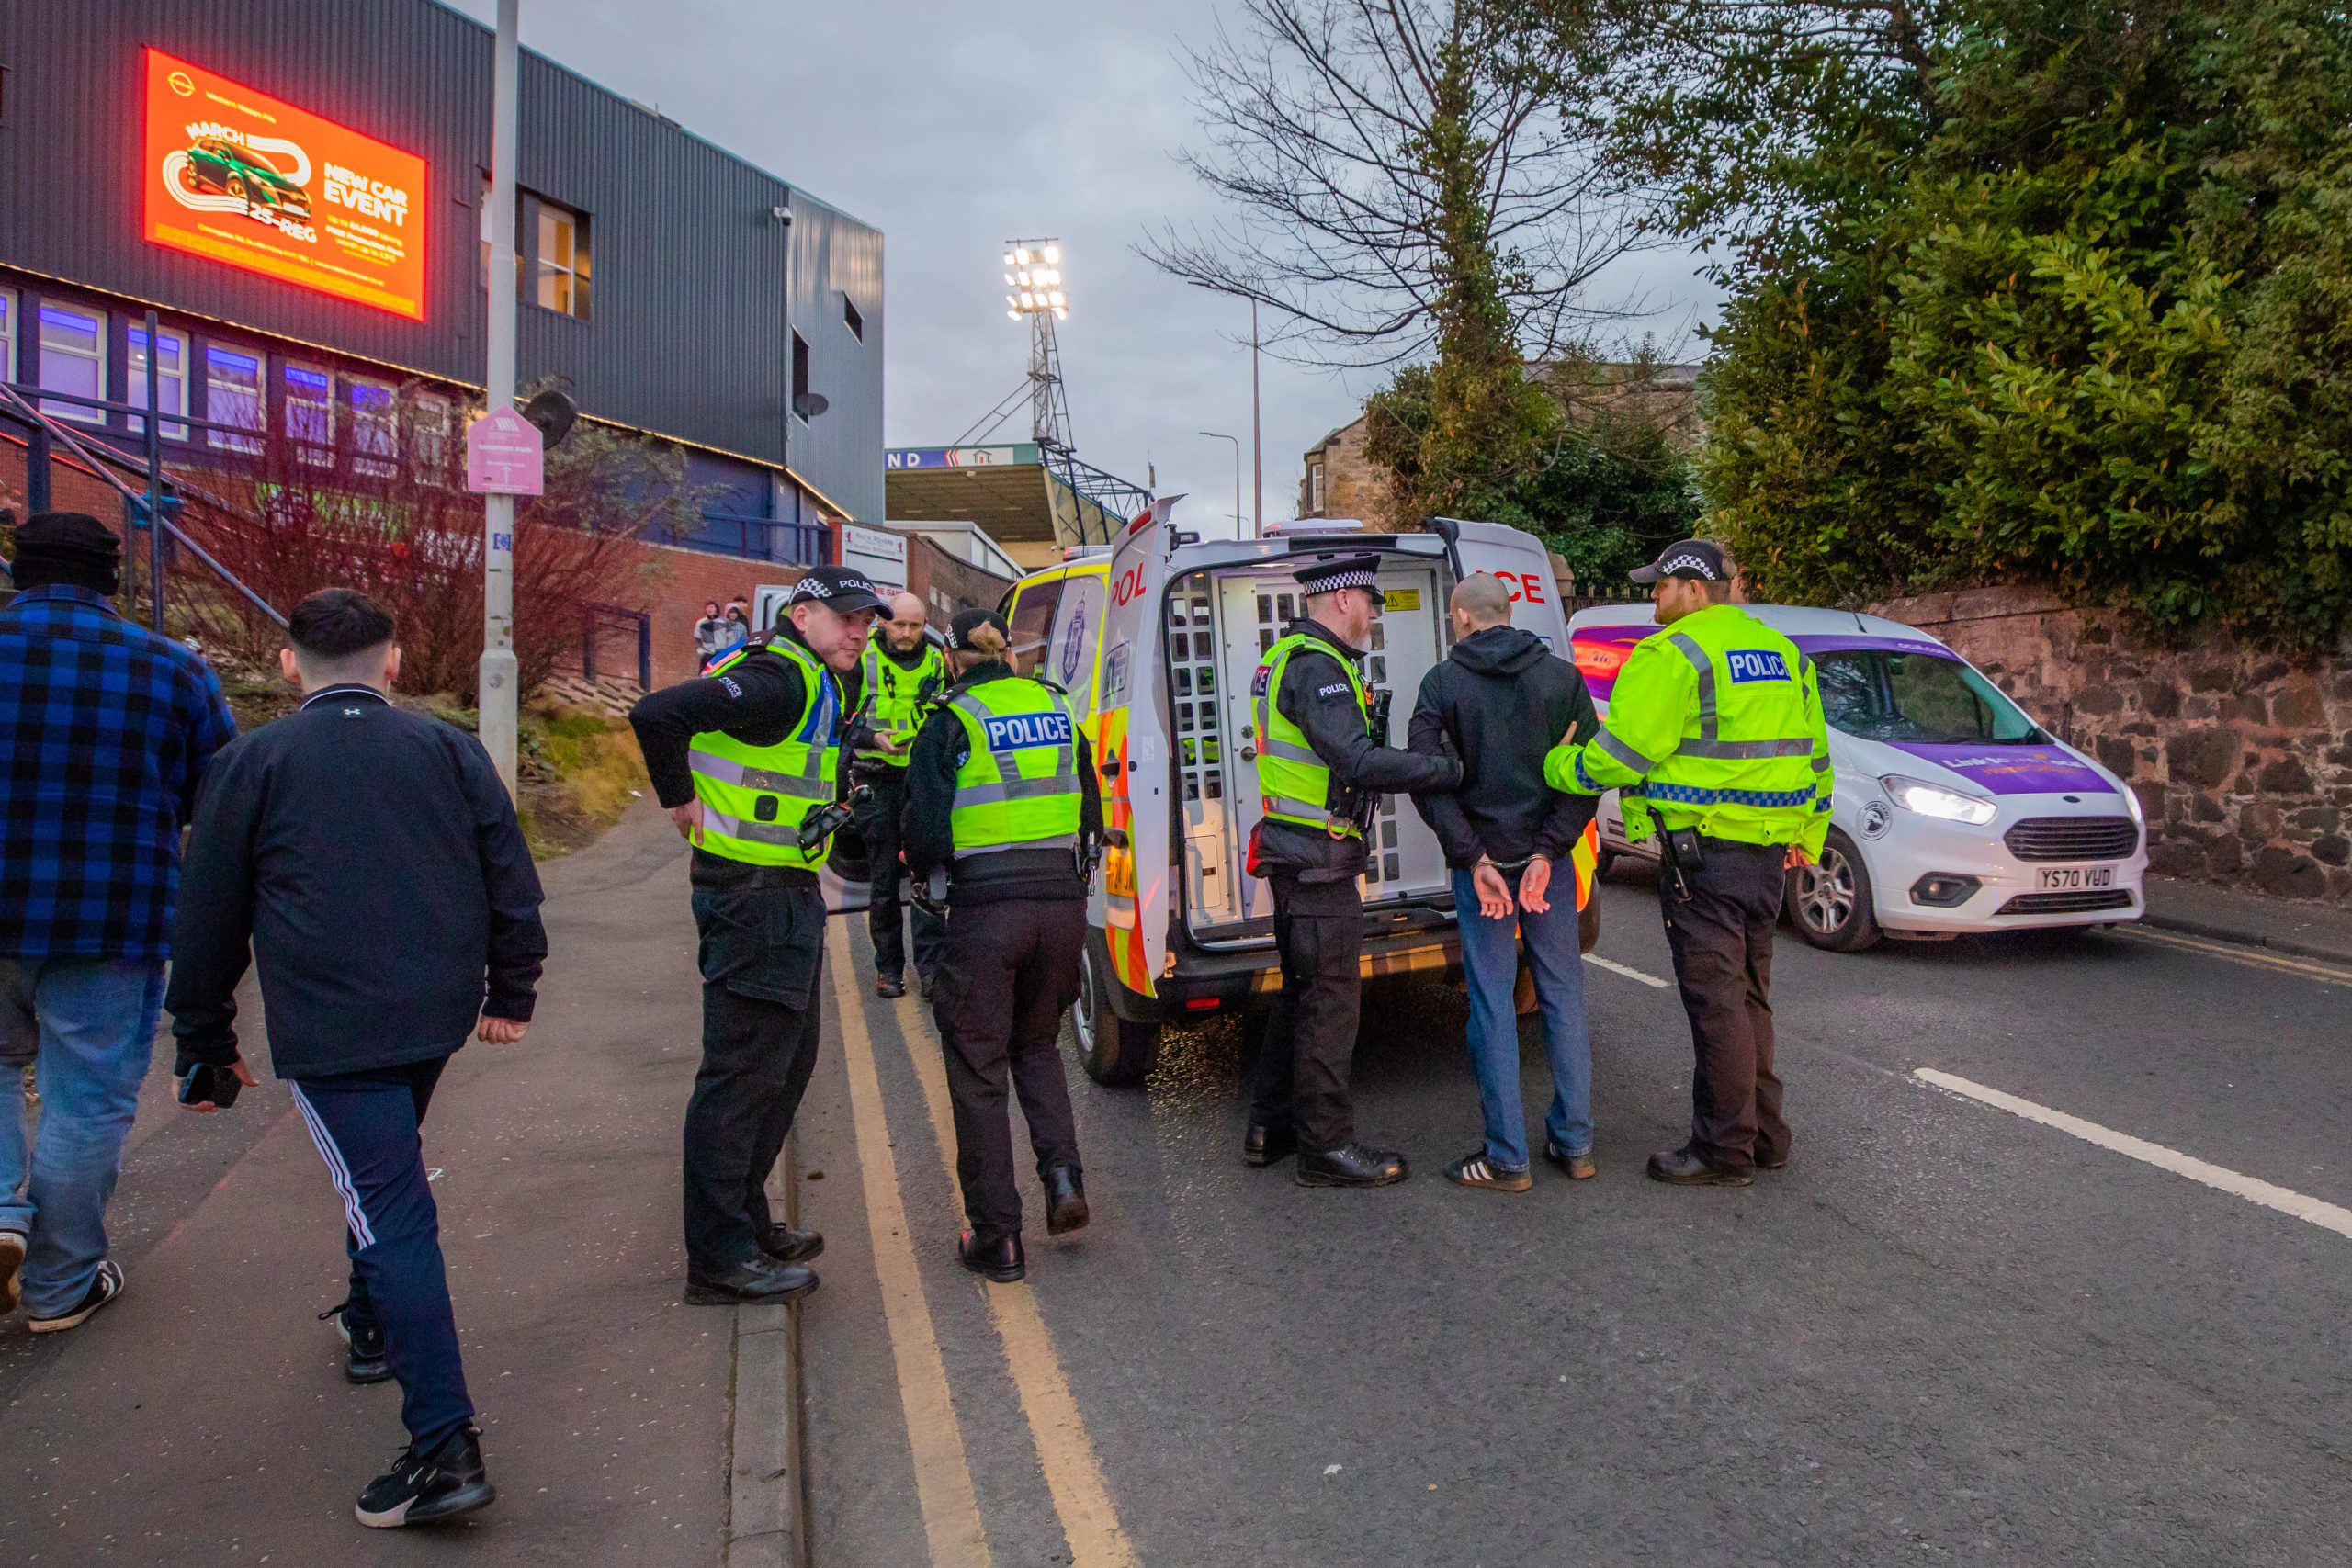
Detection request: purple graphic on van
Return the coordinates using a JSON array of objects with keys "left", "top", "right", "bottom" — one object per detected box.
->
[{"left": 1887, "top": 742, "right": 2114, "bottom": 795}]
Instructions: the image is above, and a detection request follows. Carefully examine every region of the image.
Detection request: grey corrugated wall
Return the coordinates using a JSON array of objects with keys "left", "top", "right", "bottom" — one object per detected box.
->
[{"left": 0, "top": 0, "right": 882, "bottom": 518}]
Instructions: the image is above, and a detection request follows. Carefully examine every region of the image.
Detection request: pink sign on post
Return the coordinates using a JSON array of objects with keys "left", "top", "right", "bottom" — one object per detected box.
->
[{"left": 466, "top": 406, "right": 546, "bottom": 495}]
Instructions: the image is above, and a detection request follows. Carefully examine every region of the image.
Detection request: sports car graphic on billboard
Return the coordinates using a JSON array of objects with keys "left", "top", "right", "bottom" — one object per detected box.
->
[{"left": 141, "top": 48, "right": 427, "bottom": 320}]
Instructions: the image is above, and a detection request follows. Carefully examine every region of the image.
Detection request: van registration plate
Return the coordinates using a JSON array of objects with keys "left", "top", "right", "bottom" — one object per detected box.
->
[{"left": 2035, "top": 865, "right": 2115, "bottom": 891}]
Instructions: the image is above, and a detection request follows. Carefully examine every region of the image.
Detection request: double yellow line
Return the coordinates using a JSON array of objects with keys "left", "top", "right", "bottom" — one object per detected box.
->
[
  {"left": 2120, "top": 925, "right": 2352, "bottom": 990},
  {"left": 826, "top": 921, "right": 1137, "bottom": 1567}
]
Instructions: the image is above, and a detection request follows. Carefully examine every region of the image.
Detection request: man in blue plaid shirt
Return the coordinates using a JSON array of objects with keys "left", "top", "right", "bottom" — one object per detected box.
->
[{"left": 1, "top": 513, "right": 235, "bottom": 1333}]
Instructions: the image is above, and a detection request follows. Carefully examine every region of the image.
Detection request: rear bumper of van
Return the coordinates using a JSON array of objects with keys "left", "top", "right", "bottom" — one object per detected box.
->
[{"left": 1125, "top": 902, "right": 1462, "bottom": 1021}]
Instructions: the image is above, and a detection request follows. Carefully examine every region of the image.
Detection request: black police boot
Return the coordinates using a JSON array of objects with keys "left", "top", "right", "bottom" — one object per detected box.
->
[
  {"left": 1295, "top": 1142, "right": 1408, "bottom": 1188},
  {"left": 684, "top": 1255, "right": 820, "bottom": 1305},
  {"left": 1242, "top": 1122, "right": 1297, "bottom": 1167},
  {"left": 957, "top": 1230, "right": 1026, "bottom": 1283},
  {"left": 355, "top": 1424, "right": 496, "bottom": 1529},
  {"left": 1645, "top": 1145, "right": 1752, "bottom": 1187},
  {"left": 321, "top": 1299, "right": 392, "bottom": 1384},
  {"left": 759, "top": 1224, "right": 826, "bottom": 1265},
  {"left": 1043, "top": 1167, "right": 1090, "bottom": 1235}
]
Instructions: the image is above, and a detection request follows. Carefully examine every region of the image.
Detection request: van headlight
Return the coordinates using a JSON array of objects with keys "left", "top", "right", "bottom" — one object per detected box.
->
[
  {"left": 1879, "top": 774, "right": 1997, "bottom": 826},
  {"left": 2123, "top": 784, "right": 2145, "bottom": 824}
]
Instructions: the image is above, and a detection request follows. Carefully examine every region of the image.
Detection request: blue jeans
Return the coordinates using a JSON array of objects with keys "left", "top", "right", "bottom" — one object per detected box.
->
[
  {"left": 0, "top": 957, "right": 166, "bottom": 1317},
  {"left": 290, "top": 1059, "right": 476, "bottom": 1450},
  {"left": 1453, "top": 865, "right": 1593, "bottom": 1171}
]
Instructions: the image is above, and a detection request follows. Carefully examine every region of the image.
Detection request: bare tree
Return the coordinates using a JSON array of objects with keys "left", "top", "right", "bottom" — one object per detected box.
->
[{"left": 1145, "top": 0, "right": 1653, "bottom": 367}]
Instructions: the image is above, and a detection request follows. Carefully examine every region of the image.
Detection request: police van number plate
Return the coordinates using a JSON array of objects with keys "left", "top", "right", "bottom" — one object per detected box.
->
[{"left": 2034, "top": 865, "right": 2115, "bottom": 891}]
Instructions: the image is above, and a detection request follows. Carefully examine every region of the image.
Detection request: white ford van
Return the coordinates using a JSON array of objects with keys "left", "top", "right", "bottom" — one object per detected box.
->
[
  {"left": 1568, "top": 603, "right": 2148, "bottom": 951},
  {"left": 1001, "top": 513, "right": 1574, "bottom": 1083}
]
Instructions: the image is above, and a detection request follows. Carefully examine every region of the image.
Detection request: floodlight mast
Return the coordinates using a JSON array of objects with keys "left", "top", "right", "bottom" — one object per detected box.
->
[{"left": 1001, "top": 238, "right": 1073, "bottom": 456}]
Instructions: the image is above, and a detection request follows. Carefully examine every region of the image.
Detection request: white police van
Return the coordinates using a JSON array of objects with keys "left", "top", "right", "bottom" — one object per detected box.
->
[
  {"left": 1569, "top": 603, "right": 2148, "bottom": 952},
  {"left": 1001, "top": 511, "right": 1572, "bottom": 1083}
]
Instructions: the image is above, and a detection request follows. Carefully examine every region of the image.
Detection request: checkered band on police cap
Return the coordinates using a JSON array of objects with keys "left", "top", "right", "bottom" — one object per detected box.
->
[{"left": 1291, "top": 553, "right": 1386, "bottom": 600}]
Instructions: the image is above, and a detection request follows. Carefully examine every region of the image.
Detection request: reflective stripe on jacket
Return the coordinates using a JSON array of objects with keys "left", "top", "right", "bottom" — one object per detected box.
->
[
  {"left": 1544, "top": 604, "right": 1833, "bottom": 856},
  {"left": 689, "top": 637, "right": 842, "bottom": 868},
  {"left": 858, "top": 641, "right": 945, "bottom": 767},
  {"left": 944, "top": 677, "right": 1084, "bottom": 856},
  {"left": 1251, "top": 631, "right": 1365, "bottom": 839}
]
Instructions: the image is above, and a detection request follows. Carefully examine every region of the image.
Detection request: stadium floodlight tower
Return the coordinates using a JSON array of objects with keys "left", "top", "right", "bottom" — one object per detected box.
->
[{"left": 1002, "top": 240, "right": 1074, "bottom": 455}]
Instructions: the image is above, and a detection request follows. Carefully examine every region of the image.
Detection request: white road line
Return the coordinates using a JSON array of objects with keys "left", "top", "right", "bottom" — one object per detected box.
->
[
  {"left": 1584, "top": 953, "right": 1670, "bottom": 988},
  {"left": 1915, "top": 1068, "right": 2352, "bottom": 1242}
]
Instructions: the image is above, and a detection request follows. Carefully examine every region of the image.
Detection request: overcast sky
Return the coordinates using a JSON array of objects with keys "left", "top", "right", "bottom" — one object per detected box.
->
[{"left": 446, "top": 0, "right": 1717, "bottom": 535}]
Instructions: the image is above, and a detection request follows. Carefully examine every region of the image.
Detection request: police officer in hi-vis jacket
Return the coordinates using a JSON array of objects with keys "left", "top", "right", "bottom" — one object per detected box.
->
[
  {"left": 1244, "top": 554, "right": 1462, "bottom": 1189},
  {"left": 628, "top": 565, "right": 887, "bottom": 1303},
  {"left": 843, "top": 591, "right": 949, "bottom": 999},
  {"left": 902, "top": 609, "right": 1103, "bottom": 1284}
]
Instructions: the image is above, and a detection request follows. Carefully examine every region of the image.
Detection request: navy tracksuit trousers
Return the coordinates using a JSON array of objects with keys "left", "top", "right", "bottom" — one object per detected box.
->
[{"left": 289, "top": 1055, "right": 474, "bottom": 1451}]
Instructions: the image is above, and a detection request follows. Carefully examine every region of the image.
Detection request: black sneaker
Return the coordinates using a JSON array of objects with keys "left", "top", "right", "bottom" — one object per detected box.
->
[
  {"left": 1443, "top": 1151, "right": 1534, "bottom": 1193},
  {"left": 1544, "top": 1140, "right": 1599, "bottom": 1180},
  {"left": 322, "top": 1301, "right": 392, "bottom": 1384},
  {"left": 876, "top": 973, "right": 907, "bottom": 999},
  {"left": 355, "top": 1425, "right": 497, "bottom": 1529},
  {"left": 28, "top": 1258, "right": 122, "bottom": 1335}
]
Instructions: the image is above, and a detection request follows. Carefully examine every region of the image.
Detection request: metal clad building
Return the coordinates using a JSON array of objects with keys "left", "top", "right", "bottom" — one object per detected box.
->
[{"left": 0, "top": 0, "right": 882, "bottom": 530}]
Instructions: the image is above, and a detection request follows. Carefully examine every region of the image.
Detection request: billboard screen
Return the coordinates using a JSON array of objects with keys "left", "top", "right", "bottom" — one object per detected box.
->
[{"left": 141, "top": 48, "right": 427, "bottom": 321}]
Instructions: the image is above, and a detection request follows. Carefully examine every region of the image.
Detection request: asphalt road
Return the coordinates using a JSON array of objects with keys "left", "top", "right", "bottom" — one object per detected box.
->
[{"left": 799, "top": 868, "right": 2352, "bottom": 1567}]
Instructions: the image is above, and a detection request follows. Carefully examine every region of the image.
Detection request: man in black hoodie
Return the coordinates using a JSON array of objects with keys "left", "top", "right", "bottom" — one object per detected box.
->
[{"left": 1408, "top": 573, "right": 1601, "bottom": 1192}]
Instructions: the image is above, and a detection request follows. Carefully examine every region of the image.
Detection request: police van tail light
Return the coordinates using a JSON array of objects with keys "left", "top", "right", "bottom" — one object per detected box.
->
[{"left": 1878, "top": 774, "right": 1997, "bottom": 826}]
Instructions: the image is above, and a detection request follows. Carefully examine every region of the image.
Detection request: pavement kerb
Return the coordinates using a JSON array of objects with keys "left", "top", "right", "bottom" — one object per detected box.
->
[
  {"left": 2138, "top": 908, "right": 2352, "bottom": 968},
  {"left": 725, "top": 1137, "right": 811, "bottom": 1568}
]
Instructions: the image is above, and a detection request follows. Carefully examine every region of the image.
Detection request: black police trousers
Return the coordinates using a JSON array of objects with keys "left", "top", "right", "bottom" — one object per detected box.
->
[
  {"left": 684, "top": 863, "right": 826, "bottom": 1273},
  {"left": 1249, "top": 873, "right": 1364, "bottom": 1152},
  {"left": 853, "top": 769, "right": 945, "bottom": 984},
  {"left": 1657, "top": 838, "right": 1792, "bottom": 1175},
  {"left": 931, "top": 896, "right": 1085, "bottom": 1245}
]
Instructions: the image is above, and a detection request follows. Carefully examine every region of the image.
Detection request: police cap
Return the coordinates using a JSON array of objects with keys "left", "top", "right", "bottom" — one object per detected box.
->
[
  {"left": 1629, "top": 538, "right": 1729, "bottom": 584},
  {"left": 1291, "top": 552, "right": 1387, "bottom": 605}
]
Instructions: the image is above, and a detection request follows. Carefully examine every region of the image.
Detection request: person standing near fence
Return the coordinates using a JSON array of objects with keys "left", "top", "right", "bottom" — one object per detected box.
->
[{"left": 1, "top": 513, "right": 235, "bottom": 1334}]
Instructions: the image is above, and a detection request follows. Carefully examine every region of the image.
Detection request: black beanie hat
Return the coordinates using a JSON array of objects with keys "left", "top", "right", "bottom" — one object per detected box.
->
[{"left": 7, "top": 512, "right": 122, "bottom": 594}]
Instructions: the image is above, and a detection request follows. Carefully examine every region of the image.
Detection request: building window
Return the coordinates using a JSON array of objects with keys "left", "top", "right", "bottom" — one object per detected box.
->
[
  {"left": 125, "top": 324, "right": 190, "bottom": 442},
  {"left": 1308, "top": 460, "right": 1326, "bottom": 515},
  {"left": 411, "top": 393, "right": 453, "bottom": 484},
  {"left": 347, "top": 377, "right": 398, "bottom": 478},
  {"left": 285, "top": 364, "right": 334, "bottom": 467},
  {"left": 37, "top": 302, "right": 107, "bottom": 424},
  {"left": 533, "top": 198, "right": 591, "bottom": 318},
  {"left": 791, "top": 331, "right": 811, "bottom": 423},
  {"left": 205, "top": 345, "right": 266, "bottom": 454},
  {"left": 843, "top": 294, "right": 865, "bottom": 341},
  {"left": 0, "top": 289, "right": 17, "bottom": 386}
]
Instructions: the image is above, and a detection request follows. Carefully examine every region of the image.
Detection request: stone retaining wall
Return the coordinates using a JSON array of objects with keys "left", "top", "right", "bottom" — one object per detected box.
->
[{"left": 1870, "top": 586, "right": 2352, "bottom": 903}]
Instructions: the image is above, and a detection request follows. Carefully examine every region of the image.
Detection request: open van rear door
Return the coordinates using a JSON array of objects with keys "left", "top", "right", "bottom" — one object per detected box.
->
[
  {"left": 1440, "top": 517, "right": 1575, "bottom": 651},
  {"left": 1092, "top": 513, "right": 1174, "bottom": 999}
]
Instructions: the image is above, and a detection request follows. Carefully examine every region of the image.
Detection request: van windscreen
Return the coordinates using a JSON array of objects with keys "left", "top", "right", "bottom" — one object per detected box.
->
[{"left": 1815, "top": 649, "right": 2041, "bottom": 744}]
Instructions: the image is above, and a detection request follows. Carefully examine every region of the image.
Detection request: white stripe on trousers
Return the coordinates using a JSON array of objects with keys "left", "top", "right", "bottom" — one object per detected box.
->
[{"left": 288, "top": 1081, "right": 377, "bottom": 1250}]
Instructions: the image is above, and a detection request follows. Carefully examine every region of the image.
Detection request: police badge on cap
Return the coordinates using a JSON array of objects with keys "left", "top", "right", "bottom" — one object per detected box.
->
[{"left": 1291, "top": 552, "right": 1387, "bottom": 606}]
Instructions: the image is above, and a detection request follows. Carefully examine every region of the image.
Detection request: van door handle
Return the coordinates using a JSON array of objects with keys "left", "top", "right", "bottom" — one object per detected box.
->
[
  {"left": 1100, "top": 761, "right": 1118, "bottom": 777},
  {"left": 1105, "top": 829, "right": 1129, "bottom": 848},
  {"left": 1239, "top": 745, "right": 1258, "bottom": 761}
]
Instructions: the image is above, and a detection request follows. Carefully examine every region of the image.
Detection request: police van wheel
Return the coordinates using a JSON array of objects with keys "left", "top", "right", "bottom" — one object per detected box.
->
[
  {"left": 1075, "top": 941, "right": 1160, "bottom": 1087},
  {"left": 1789, "top": 830, "right": 1881, "bottom": 953}
]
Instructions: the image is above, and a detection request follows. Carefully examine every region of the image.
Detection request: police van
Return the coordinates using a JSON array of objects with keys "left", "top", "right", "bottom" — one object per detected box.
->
[
  {"left": 1569, "top": 602, "right": 2149, "bottom": 952},
  {"left": 999, "top": 512, "right": 1573, "bottom": 1085}
]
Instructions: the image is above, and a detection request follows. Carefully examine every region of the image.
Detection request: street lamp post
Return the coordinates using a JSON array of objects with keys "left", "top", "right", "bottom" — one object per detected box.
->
[
  {"left": 1200, "top": 431, "right": 1241, "bottom": 533},
  {"left": 1250, "top": 299, "right": 1263, "bottom": 538},
  {"left": 478, "top": 0, "right": 521, "bottom": 796}
]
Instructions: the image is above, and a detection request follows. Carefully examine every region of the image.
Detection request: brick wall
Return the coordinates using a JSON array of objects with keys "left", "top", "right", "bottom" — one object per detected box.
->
[{"left": 1873, "top": 585, "right": 2352, "bottom": 905}]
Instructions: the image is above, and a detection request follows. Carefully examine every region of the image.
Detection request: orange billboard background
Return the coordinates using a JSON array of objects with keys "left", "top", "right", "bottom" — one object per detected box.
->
[{"left": 141, "top": 48, "right": 428, "bottom": 321}]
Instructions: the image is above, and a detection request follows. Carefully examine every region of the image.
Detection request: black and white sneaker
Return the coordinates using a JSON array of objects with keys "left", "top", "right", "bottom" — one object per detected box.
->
[
  {"left": 28, "top": 1258, "right": 122, "bottom": 1334},
  {"left": 322, "top": 1300, "right": 392, "bottom": 1384},
  {"left": 355, "top": 1425, "right": 497, "bottom": 1529},
  {"left": 0, "top": 1229, "right": 24, "bottom": 1315},
  {"left": 1443, "top": 1152, "right": 1534, "bottom": 1193}
]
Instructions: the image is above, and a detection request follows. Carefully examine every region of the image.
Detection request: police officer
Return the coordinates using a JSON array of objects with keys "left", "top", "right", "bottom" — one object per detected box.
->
[
  {"left": 1543, "top": 540, "right": 1832, "bottom": 1185},
  {"left": 1245, "top": 554, "right": 1463, "bottom": 1187},
  {"left": 902, "top": 610, "right": 1102, "bottom": 1283},
  {"left": 843, "top": 591, "right": 949, "bottom": 999},
  {"left": 628, "top": 565, "right": 887, "bottom": 1301}
]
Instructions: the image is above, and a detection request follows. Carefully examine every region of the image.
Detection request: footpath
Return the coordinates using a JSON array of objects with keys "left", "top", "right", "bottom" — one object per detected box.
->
[
  {"left": 0, "top": 802, "right": 804, "bottom": 1566},
  {"left": 2144, "top": 874, "right": 2352, "bottom": 966}
]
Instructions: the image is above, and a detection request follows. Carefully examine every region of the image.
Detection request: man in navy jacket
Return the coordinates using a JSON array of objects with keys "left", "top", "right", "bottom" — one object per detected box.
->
[{"left": 167, "top": 589, "right": 546, "bottom": 1529}]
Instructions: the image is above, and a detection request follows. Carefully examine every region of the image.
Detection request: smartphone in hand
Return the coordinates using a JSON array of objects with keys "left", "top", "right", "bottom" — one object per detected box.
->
[{"left": 178, "top": 1062, "right": 243, "bottom": 1111}]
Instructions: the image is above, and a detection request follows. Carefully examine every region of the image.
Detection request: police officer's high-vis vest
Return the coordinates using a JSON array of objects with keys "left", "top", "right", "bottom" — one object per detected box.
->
[
  {"left": 944, "top": 677, "right": 1084, "bottom": 856},
  {"left": 1251, "top": 630, "right": 1367, "bottom": 839},
  {"left": 857, "top": 640, "right": 945, "bottom": 768},
  {"left": 688, "top": 637, "right": 842, "bottom": 869},
  {"left": 1548, "top": 604, "right": 1831, "bottom": 849}
]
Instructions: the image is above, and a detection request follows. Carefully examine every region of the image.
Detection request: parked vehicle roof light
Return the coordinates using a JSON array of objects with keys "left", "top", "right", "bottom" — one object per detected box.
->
[{"left": 1879, "top": 774, "right": 1997, "bottom": 826}]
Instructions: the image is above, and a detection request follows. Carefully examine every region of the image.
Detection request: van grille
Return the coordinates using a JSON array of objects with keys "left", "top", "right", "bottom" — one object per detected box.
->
[
  {"left": 1996, "top": 889, "right": 2135, "bottom": 916},
  {"left": 2003, "top": 817, "right": 2138, "bottom": 862}
]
